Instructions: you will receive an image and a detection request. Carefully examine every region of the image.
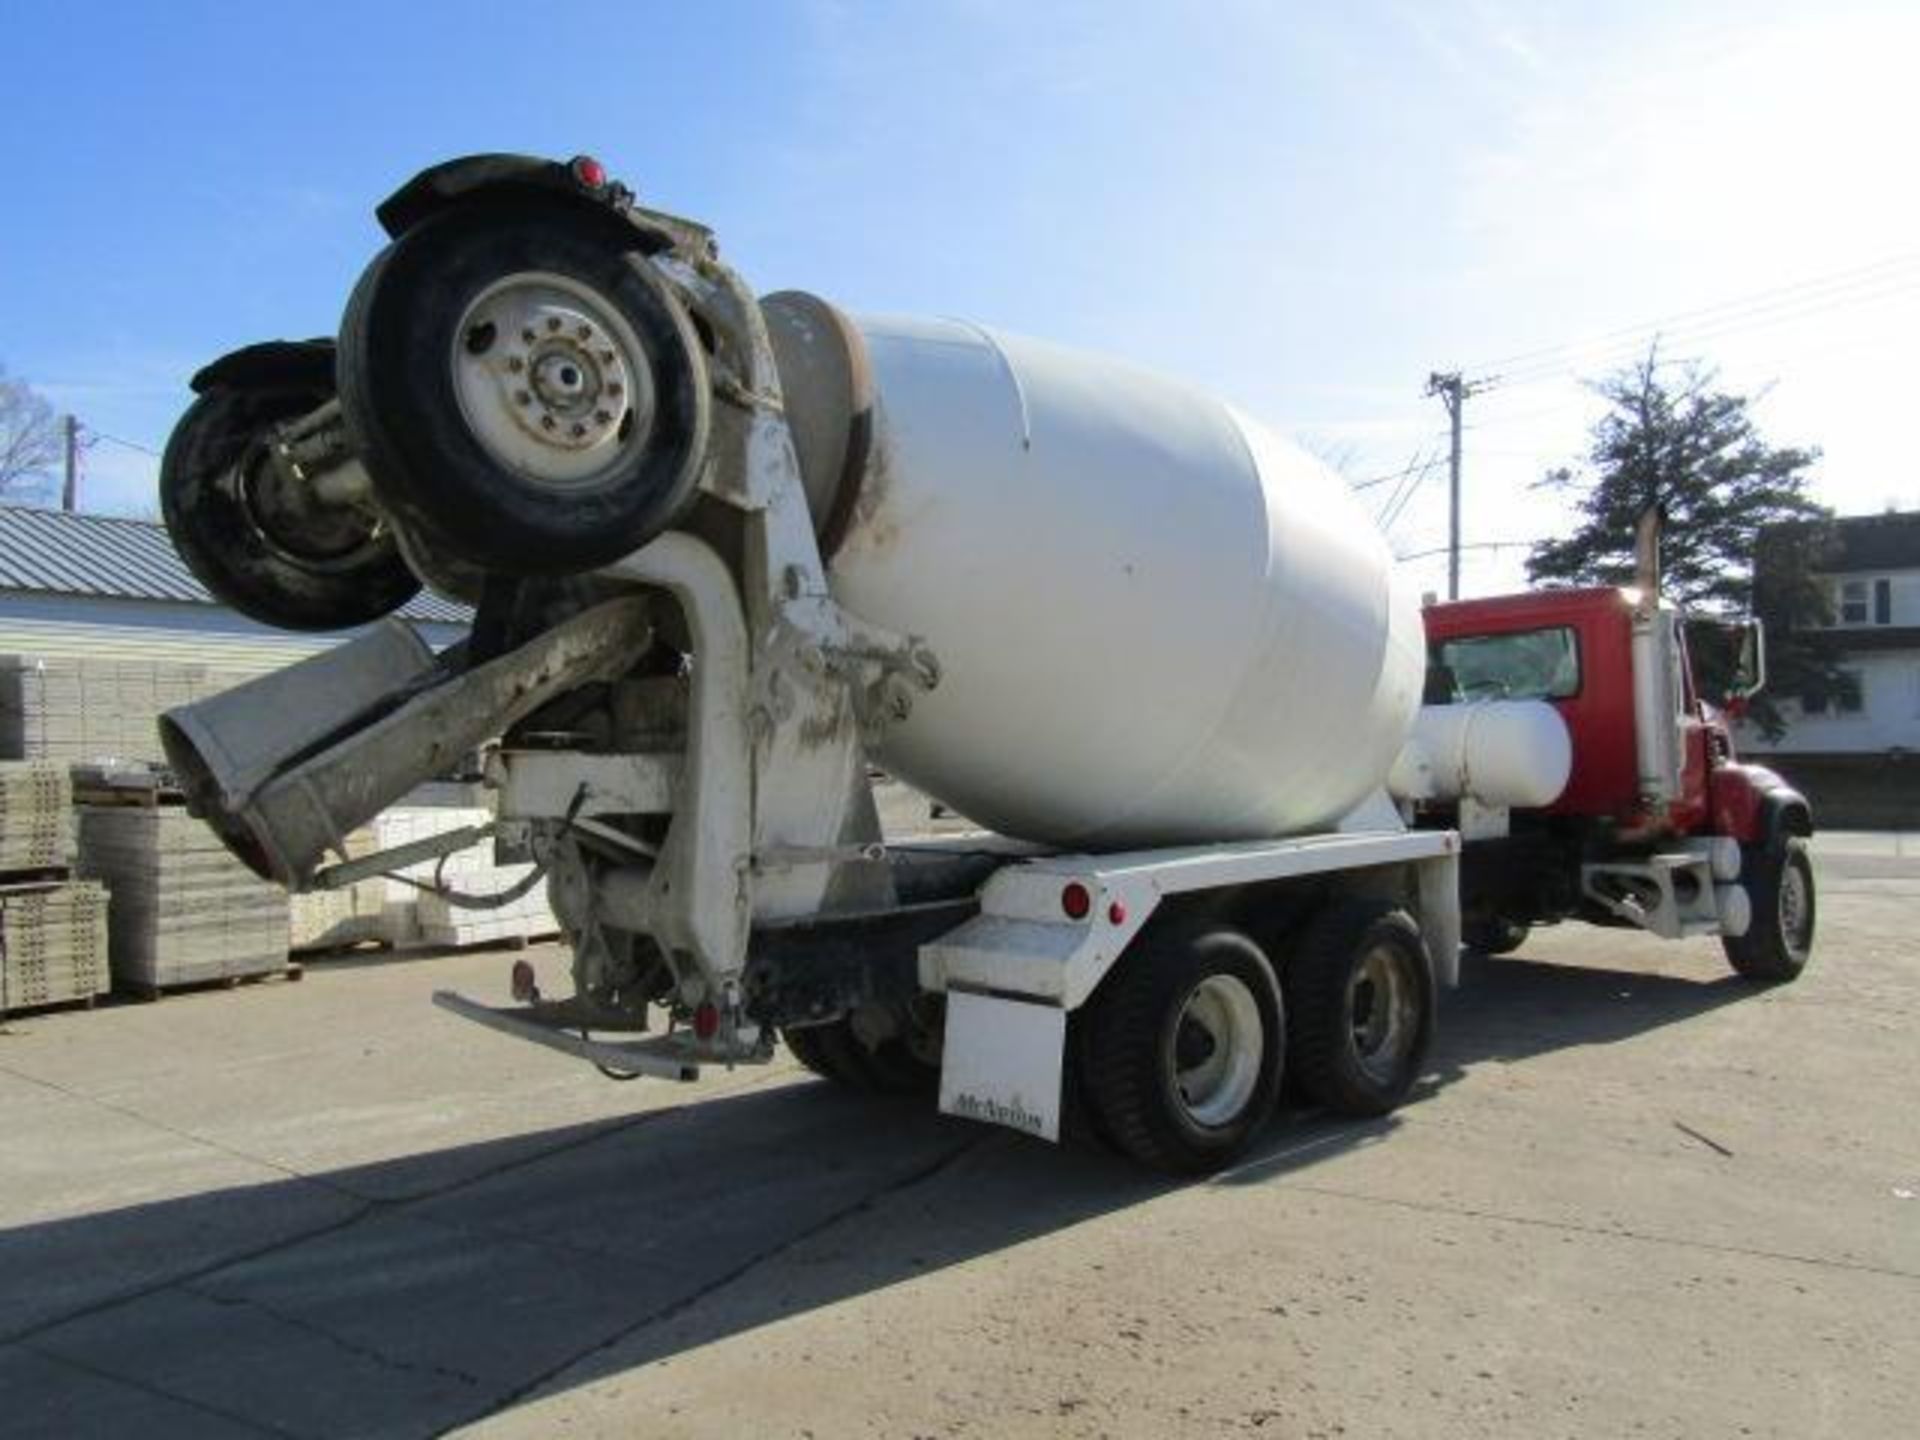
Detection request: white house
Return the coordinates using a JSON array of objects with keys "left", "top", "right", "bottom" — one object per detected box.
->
[{"left": 1740, "top": 510, "right": 1920, "bottom": 826}]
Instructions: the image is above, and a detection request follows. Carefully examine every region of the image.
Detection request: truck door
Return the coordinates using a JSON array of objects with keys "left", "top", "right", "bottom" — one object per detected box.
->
[{"left": 1671, "top": 619, "right": 1712, "bottom": 828}]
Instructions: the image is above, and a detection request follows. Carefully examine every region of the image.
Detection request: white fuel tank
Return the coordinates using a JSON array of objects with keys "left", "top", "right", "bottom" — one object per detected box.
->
[
  {"left": 1388, "top": 700, "right": 1573, "bottom": 809},
  {"left": 799, "top": 312, "right": 1425, "bottom": 848}
]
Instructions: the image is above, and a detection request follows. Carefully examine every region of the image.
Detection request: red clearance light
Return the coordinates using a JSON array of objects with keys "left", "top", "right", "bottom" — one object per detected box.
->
[
  {"left": 1061, "top": 882, "right": 1092, "bottom": 920},
  {"left": 1108, "top": 900, "right": 1128, "bottom": 926},
  {"left": 693, "top": 1002, "right": 721, "bottom": 1040},
  {"left": 570, "top": 154, "right": 608, "bottom": 189}
]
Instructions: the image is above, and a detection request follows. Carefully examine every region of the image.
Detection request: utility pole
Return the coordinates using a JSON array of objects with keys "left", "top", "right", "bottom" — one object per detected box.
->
[
  {"left": 1425, "top": 371, "right": 1488, "bottom": 600},
  {"left": 61, "top": 415, "right": 79, "bottom": 512}
]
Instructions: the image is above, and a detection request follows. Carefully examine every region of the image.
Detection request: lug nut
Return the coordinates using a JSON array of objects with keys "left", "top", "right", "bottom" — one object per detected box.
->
[
  {"left": 507, "top": 356, "right": 525, "bottom": 373},
  {"left": 606, "top": 381, "right": 622, "bottom": 396},
  {"left": 594, "top": 409, "right": 612, "bottom": 424},
  {"left": 570, "top": 422, "right": 586, "bottom": 437},
  {"left": 540, "top": 415, "right": 556, "bottom": 430},
  {"left": 599, "top": 349, "right": 615, "bottom": 364},
  {"left": 577, "top": 323, "right": 593, "bottom": 340},
  {"left": 521, "top": 327, "right": 537, "bottom": 344}
]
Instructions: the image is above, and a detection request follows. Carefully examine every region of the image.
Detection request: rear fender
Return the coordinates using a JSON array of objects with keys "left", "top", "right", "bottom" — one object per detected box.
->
[
  {"left": 189, "top": 339, "right": 335, "bottom": 395},
  {"left": 372, "top": 153, "right": 678, "bottom": 253}
]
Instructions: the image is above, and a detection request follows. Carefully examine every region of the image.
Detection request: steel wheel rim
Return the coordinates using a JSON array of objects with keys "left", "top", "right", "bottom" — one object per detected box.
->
[
  {"left": 1348, "top": 943, "right": 1416, "bottom": 1085},
  {"left": 1172, "top": 974, "right": 1264, "bottom": 1128},
  {"left": 449, "top": 270, "right": 657, "bottom": 490},
  {"left": 1779, "top": 857, "right": 1811, "bottom": 949}
]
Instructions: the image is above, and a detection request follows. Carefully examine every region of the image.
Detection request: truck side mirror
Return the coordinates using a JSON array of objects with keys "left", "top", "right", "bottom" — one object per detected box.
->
[{"left": 1729, "top": 618, "right": 1767, "bottom": 704}]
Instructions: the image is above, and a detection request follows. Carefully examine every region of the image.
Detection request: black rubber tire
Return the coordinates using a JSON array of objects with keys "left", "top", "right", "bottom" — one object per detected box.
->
[
  {"left": 1083, "top": 926, "right": 1285, "bottom": 1175},
  {"left": 1722, "top": 836, "right": 1815, "bottom": 983},
  {"left": 338, "top": 200, "right": 709, "bottom": 576},
  {"left": 1463, "top": 915, "right": 1531, "bottom": 956},
  {"left": 781, "top": 1022, "right": 843, "bottom": 1082},
  {"left": 160, "top": 382, "right": 420, "bottom": 631},
  {"left": 1285, "top": 900, "right": 1434, "bottom": 1118},
  {"left": 781, "top": 1018, "right": 937, "bottom": 1094}
]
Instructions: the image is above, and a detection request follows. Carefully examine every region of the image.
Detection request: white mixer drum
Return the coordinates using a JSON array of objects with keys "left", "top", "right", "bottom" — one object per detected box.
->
[{"left": 805, "top": 311, "right": 1424, "bottom": 848}]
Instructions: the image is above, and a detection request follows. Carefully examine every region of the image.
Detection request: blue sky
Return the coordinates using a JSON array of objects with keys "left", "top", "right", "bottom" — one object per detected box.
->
[{"left": 5, "top": 0, "right": 1917, "bottom": 597}]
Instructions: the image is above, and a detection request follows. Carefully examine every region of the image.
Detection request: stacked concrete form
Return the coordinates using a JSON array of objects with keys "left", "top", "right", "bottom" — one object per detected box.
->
[
  {"left": 0, "top": 879, "right": 109, "bottom": 1013},
  {"left": 77, "top": 804, "right": 290, "bottom": 992},
  {"left": 374, "top": 805, "right": 559, "bottom": 949},
  {"left": 0, "top": 762, "right": 109, "bottom": 1012},
  {"left": 0, "top": 760, "right": 74, "bottom": 871},
  {"left": 289, "top": 828, "right": 386, "bottom": 953},
  {"left": 0, "top": 655, "right": 249, "bottom": 765}
]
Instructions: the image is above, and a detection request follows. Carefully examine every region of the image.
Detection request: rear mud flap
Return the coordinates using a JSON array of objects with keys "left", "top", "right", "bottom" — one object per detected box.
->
[{"left": 937, "top": 989, "right": 1066, "bottom": 1143}]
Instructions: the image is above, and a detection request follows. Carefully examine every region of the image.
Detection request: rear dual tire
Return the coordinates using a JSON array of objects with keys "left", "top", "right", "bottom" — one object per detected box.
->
[
  {"left": 1079, "top": 901, "right": 1433, "bottom": 1173},
  {"left": 1082, "top": 926, "right": 1286, "bottom": 1174},
  {"left": 1285, "top": 901, "right": 1434, "bottom": 1117}
]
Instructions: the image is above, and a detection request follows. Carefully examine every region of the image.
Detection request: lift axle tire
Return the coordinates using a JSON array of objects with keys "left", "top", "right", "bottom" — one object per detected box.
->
[
  {"left": 1083, "top": 925, "right": 1284, "bottom": 1175},
  {"left": 782, "top": 1019, "right": 936, "bottom": 1095},
  {"left": 160, "top": 381, "right": 420, "bottom": 631},
  {"left": 1285, "top": 900, "right": 1434, "bottom": 1118},
  {"left": 781, "top": 1022, "right": 843, "bottom": 1082},
  {"left": 338, "top": 200, "right": 710, "bottom": 576},
  {"left": 1722, "top": 837, "right": 1815, "bottom": 984}
]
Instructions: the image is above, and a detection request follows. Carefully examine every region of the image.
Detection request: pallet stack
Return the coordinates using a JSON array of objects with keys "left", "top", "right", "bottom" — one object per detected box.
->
[
  {"left": 75, "top": 771, "right": 292, "bottom": 995},
  {"left": 0, "top": 880, "right": 111, "bottom": 1015},
  {"left": 0, "top": 761, "right": 109, "bottom": 1015},
  {"left": 289, "top": 827, "right": 386, "bottom": 953},
  {"left": 374, "top": 803, "right": 560, "bottom": 949},
  {"left": 0, "top": 655, "right": 242, "bottom": 764}
]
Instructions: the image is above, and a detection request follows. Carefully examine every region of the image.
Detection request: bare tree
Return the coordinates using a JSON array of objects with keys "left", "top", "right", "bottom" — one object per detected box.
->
[{"left": 0, "top": 364, "right": 60, "bottom": 499}]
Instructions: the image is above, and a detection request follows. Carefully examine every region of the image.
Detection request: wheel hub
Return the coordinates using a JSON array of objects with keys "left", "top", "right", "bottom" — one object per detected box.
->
[
  {"left": 1780, "top": 859, "right": 1810, "bottom": 945},
  {"left": 1172, "top": 974, "right": 1263, "bottom": 1129},
  {"left": 240, "top": 439, "right": 383, "bottom": 566},
  {"left": 1348, "top": 944, "right": 1415, "bottom": 1085},
  {"left": 450, "top": 271, "right": 657, "bottom": 488}
]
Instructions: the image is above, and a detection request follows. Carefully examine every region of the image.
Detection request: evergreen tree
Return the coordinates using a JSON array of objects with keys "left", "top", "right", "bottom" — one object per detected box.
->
[{"left": 1526, "top": 349, "right": 1841, "bottom": 737}]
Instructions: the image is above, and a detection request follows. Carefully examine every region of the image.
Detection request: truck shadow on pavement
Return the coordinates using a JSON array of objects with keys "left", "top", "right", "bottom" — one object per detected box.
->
[{"left": 0, "top": 949, "right": 1756, "bottom": 1439}]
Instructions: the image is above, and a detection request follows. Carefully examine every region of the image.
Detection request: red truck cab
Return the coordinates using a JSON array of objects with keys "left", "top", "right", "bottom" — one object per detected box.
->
[{"left": 1420, "top": 584, "right": 1814, "bottom": 983}]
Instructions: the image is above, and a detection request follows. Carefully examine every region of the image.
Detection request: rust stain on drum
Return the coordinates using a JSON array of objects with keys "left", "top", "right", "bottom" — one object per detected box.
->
[{"left": 833, "top": 434, "right": 902, "bottom": 563}]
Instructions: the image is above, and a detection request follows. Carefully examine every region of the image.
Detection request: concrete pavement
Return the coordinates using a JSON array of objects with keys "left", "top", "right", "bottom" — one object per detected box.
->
[{"left": 1, "top": 837, "right": 1915, "bottom": 1438}]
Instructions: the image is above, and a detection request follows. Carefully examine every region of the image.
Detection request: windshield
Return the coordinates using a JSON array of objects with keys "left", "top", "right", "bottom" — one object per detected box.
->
[{"left": 1430, "top": 626, "right": 1580, "bottom": 703}]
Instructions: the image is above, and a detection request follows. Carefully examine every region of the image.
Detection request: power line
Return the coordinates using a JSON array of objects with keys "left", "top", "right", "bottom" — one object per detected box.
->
[
  {"left": 85, "top": 428, "right": 162, "bottom": 459},
  {"left": 1396, "top": 538, "right": 1543, "bottom": 563},
  {"left": 1485, "top": 275, "right": 1920, "bottom": 390},
  {"left": 1378, "top": 452, "right": 1439, "bottom": 531},
  {"left": 1346, "top": 443, "right": 1448, "bottom": 490},
  {"left": 1466, "top": 249, "right": 1920, "bottom": 385}
]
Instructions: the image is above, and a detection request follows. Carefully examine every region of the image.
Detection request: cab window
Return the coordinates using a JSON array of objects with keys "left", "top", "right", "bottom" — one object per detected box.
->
[{"left": 1429, "top": 626, "right": 1581, "bottom": 703}]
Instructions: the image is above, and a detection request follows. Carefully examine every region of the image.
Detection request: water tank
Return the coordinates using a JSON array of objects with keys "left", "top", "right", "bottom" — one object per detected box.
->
[{"left": 765, "top": 300, "right": 1426, "bottom": 848}]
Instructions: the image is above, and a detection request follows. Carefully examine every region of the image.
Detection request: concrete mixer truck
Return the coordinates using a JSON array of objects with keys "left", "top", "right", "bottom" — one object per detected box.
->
[{"left": 153, "top": 154, "right": 1814, "bottom": 1174}]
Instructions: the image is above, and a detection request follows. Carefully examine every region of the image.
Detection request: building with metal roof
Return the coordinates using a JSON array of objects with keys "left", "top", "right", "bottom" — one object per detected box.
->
[{"left": 0, "top": 504, "right": 469, "bottom": 676}]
